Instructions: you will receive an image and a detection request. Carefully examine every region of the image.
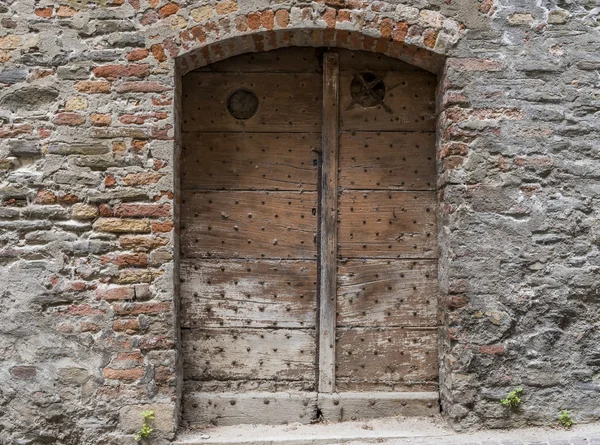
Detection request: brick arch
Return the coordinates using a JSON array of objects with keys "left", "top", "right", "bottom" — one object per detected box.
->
[{"left": 174, "top": 4, "right": 463, "bottom": 75}]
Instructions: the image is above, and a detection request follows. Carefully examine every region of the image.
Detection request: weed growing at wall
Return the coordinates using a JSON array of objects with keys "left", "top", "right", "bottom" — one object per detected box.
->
[
  {"left": 134, "top": 410, "right": 155, "bottom": 441},
  {"left": 500, "top": 388, "right": 523, "bottom": 408},
  {"left": 558, "top": 410, "right": 574, "bottom": 428}
]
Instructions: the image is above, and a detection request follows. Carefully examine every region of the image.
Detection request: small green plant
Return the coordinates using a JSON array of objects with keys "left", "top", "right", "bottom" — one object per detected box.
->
[
  {"left": 500, "top": 387, "right": 523, "bottom": 408},
  {"left": 558, "top": 409, "right": 574, "bottom": 428},
  {"left": 134, "top": 410, "right": 155, "bottom": 441}
]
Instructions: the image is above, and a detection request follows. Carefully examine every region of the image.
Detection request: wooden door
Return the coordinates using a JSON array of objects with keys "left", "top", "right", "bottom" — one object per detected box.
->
[{"left": 180, "top": 48, "right": 438, "bottom": 428}]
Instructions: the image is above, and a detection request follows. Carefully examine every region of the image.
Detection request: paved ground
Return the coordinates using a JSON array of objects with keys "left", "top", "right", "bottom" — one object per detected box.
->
[{"left": 174, "top": 416, "right": 600, "bottom": 445}]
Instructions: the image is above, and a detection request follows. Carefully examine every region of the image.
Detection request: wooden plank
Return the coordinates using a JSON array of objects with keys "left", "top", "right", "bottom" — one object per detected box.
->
[
  {"left": 182, "top": 73, "right": 321, "bottom": 132},
  {"left": 338, "top": 49, "right": 422, "bottom": 72},
  {"left": 193, "top": 47, "right": 322, "bottom": 73},
  {"left": 318, "top": 52, "right": 339, "bottom": 394},
  {"left": 337, "top": 191, "right": 437, "bottom": 259},
  {"left": 336, "top": 327, "right": 438, "bottom": 389},
  {"left": 180, "top": 191, "right": 318, "bottom": 259},
  {"left": 182, "top": 392, "right": 318, "bottom": 426},
  {"left": 181, "top": 133, "right": 319, "bottom": 191},
  {"left": 340, "top": 71, "right": 436, "bottom": 132},
  {"left": 318, "top": 392, "right": 439, "bottom": 422},
  {"left": 180, "top": 260, "right": 317, "bottom": 328},
  {"left": 182, "top": 378, "right": 314, "bottom": 394},
  {"left": 182, "top": 328, "right": 316, "bottom": 381},
  {"left": 339, "top": 132, "right": 436, "bottom": 190},
  {"left": 337, "top": 260, "right": 437, "bottom": 328}
]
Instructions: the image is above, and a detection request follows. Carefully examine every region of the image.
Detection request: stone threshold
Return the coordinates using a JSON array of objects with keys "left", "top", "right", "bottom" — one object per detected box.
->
[{"left": 173, "top": 417, "right": 600, "bottom": 445}]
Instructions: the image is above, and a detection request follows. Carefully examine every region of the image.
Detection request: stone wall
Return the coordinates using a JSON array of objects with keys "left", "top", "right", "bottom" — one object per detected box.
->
[{"left": 0, "top": 0, "right": 599, "bottom": 443}]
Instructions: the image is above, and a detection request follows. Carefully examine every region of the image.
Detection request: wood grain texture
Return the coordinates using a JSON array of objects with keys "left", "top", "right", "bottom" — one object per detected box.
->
[
  {"left": 340, "top": 71, "right": 436, "bottom": 132},
  {"left": 182, "top": 73, "right": 321, "bottom": 132},
  {"left": 193, "top": 47, "right": 322, "bottom": 73},
  {"left": 180, "top": 260, "right": 317, "bottom": 328},
  {"left": 318, "top": 52, "right": 339, "bottom": 394},
  {"left": 339, "top": 132, "right": 436, "bottom": 190},
  {"left": 182, "top": 328, "right": 316, "bottom": 381},
  {"left": 180, "top": 191, "right": 318, "bottom": 259},
  {"left": 181, "top": 133, "right": 320, "bottom": 191},
  {"left": 336, "top": 327, "right": 438, "bottom": 390},
  {"left": 317, "top": 392, "right": 439, "bottom": 422},
  {"left": 338, "top": 49, "right": 422, "bottom": 72},
  {"left": 182, "top": 392, "right": 318, "bottom": 426},
  {"left": 337, "top": 260, "right": 437, "bottom": 328},
  {"left": 337, "top": 191, "right": 437, "bottom": 259}
]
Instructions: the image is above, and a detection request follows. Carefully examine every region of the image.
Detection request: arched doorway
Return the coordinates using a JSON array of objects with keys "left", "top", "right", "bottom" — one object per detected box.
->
[{"left": 178, "top": 47, "right": 438, "bottom": 428}]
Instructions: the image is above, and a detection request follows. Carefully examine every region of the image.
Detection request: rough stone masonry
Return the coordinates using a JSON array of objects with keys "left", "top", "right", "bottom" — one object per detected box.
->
[{"left": 1, "top": 0, "right": 600, "bottom": 443}]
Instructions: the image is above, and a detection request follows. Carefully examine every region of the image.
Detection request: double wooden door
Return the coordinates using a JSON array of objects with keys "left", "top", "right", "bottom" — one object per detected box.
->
[{"left": 180, "top": 48, "right": 438, "bottom": 427}]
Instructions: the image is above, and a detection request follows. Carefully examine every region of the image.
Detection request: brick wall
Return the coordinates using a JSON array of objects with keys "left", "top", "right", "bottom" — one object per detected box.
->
[{"left": 0, "top": 0, "right": 599, "bottom": 443}]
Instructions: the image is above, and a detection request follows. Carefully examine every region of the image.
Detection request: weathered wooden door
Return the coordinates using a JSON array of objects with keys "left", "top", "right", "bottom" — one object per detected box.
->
[{"left": 180, "top": 48, "right": 438, "bottom": 428}]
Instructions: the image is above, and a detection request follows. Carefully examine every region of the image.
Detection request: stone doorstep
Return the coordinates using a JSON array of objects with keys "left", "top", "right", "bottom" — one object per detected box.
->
[{"left": 173, "top": 418, "right": 600, "bottom": 445}]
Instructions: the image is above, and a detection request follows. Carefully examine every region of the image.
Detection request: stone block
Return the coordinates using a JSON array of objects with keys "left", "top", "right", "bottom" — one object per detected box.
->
[
  {"left": 119, "top": 403, "right": 176, "bottom": 434},
  {"left": 93, "top": 218, "right": 151, "bottom": 233}
]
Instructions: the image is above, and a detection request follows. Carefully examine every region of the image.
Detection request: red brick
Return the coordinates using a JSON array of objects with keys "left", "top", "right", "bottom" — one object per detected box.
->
[
  {"left": 122, "top": 172, "right": 163, "bottom": 186},
  {"left": 116, "top": 351, "right": 144, "bottom": 362},
  {"left": 159, "top": 2, "right": 179, "bottom": 18},
  {"left": 75, "top": 80, "right": 111, "bottom": 94},
  {"left": 322, "top": 8, "right": 336, "bottom": 28},
  {"left": 105, "top": 174, "right": 116, "bottom": 188},
  {"left": 274, "top": 9, "right": 289, "bottom": 28},
  {"left": 112, "top": 302, "right": 171, "bottom": 316},
  {"left": 103, "top": 367, "right": 144, "bottom": 380},
  {"left": 152, "top": 221, "right": 173, "bottom": 233},
  {"left": 64, "top": 304, "right": 106, "bottom": 316},
  {"left": 102, "top": 253, "right": 148, "bottom": 268},
  {"left": 35, "top": 7, "right": 53, "bottom": 18},
  {"left": 380, "top": 18, "right": 394, "bottom": 40},
  {"left": 93, "top": 64, "right": 150, "bottom": 80},
  {"left": 115, "top": 81, "right": 170, "bottom": 93},
  {"left": 119, "top": 235, "right": 169, "bottom": 251},
  {"left": 113, "top": 318, "right": 140, "bottom": 332},
  {"left": 151, "top": 43, "right": 167, "bottom": 62},
  {"left": 479, "top": 344, "right": 505, "bottom": 355},
  {"left": 393, "top": 21, "right": 409, "bottom": 42},
  {"left": 141, "top": 10, "right": 159, "bottom": 25},
  {"left": 58, "top": 193, "right": 79, "bottom": 205},
  {"left": 53, "top": 112, "right": 85, "bottom": 126},
  {"left": 440, "top": 142, "right": 469, "bottom": 159},
  {"left": 261, "top": 10, "right": 274, "bottom": 30},
  {"left": 0, "top": 124, "right": 32, "bottom": 138},
  {"left": 235, "top": 16, "right": 248, "bottom": 31},
  {"left": 96, "top": 286, "right": 135, "bottom": 301},
  {"left": 119, "top": 112, "right": 168, "bottom": 125},
  {"left": 114, "top": 204, "right": 171, "bottom": 218},
  {"left": 337, "top": 9, "right": 351, "bottom": 22},
  {"left": 246, "top": 12, "right": 260, "bottom": 30},
  {"left": 90, "top": 113, "right": 112, "bottom": 127},
  {"left": 423, "top": 29, "right": 438, "bottom": 48},
  {"left": 131, "top": 140, "right": 147, "bottom": 153},
  {"left": 99, "top": 204, "right": 113, "bottom": 217},
  {"left": 126, "top": 48, "right": 149, "bottom": 61},
  {"left": 57, "top": 5, "right": 77, "bottom": 17},
  {"left": 35, "top": 189, "right": 57, "bottom": 205}
]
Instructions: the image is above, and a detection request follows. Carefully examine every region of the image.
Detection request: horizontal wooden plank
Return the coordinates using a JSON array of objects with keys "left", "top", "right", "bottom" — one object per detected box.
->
[
  {"left": 181, "top": 133, "right": 319, "bottom": 191},
  {"left": 180, "top": 191, "right": 318, "bottom": 259},
  {"left": 180, "top": 260, "right": 317, "bottom": 328},
  {"left": 182, "top": 328, "right": 316, "bottom": 382},
  {"left": 336, "top": 327, "right": 438, "bottom": 389},
  {"left": 182, "top": 73, "right": 321, "bottom": 132},
  {"left": 339, "top": 132, "right": 436, "bottom": 190},
  {"left": 193, "top": 47, "right": 322, "bottom": 73},
  {"left": 182, "top": 378, "right": 314, "bottom": 394},
  {"left": 337, "top": 191, "right": 437, "bottom": 258},
  {"left": 182, "top": 391, "right": 318, "bottom": 426},
  {"left": 337, "top": 260, "right": 437, "bottom": 328},
  {"left": 318, "top": 392, "right": 439, "bottom": 422},
  {"left": 338, "top": 49, "right": 423, "bottom": 72},
  {"left": 334, "top": 380, "right": 437, "bottom": 392},
  {"left": 340, "top": 71, "right": 436, "bottom": 132}
]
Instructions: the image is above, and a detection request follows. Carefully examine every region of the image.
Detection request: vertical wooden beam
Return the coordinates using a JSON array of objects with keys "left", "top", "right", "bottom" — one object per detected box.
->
[{"left": 318, "top": 52, "right": 339, "bottom": 393}]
